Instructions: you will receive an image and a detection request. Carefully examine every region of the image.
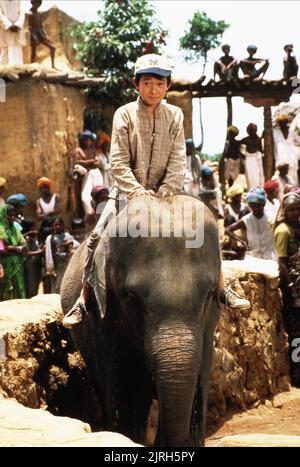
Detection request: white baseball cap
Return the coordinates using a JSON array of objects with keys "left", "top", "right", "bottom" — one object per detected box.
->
[{"left": 134, "top": 54, "right": 172, "bottom": 77}]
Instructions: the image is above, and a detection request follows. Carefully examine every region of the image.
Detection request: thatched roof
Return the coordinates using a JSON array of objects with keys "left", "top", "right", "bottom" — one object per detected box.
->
[{"left": 0, "top": 64, "right": 102, "bottom": 88}]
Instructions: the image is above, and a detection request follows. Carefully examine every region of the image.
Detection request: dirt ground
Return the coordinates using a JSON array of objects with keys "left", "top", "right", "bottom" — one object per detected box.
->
[{"left": 206, "top": 388, "right": 300, "bottom": 447}]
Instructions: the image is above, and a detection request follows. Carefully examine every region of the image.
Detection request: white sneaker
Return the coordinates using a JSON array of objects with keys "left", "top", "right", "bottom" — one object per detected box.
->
[
  {"left": 225, "top": 285, "right": 250, "bottom": 310},
  {"left": 62, "top": 301, "right": 87, "bottom": 329}
]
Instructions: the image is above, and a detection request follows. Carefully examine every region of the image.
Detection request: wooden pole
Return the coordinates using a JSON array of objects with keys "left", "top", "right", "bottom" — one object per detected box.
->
[
  {"left": 226, "top": 96, "right": 232, "bottom": 127},
  {"left": 263, "top": 105, "right": 274, "bottom": 181}
]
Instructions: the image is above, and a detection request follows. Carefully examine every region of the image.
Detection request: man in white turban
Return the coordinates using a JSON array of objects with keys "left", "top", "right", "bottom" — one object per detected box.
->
[{"left": 0, "top": 0, "right": 25, "bottom": 65}]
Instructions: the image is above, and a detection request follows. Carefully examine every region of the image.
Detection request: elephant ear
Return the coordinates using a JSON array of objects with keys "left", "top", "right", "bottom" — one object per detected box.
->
[{"left": 89, "top": 233, "right": 109, "bottom": 319}]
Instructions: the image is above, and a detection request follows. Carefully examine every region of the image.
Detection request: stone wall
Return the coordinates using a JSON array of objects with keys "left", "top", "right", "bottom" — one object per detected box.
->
[
  {"left": 0, "top": 295, "right": 103, "bottom": 429},
  {"left": 167, "top": 90, "right": 193, "bottom": 139},
  {"left": 0, "top": 80, "right": 86, "bottom": 220},
  {"left": 208, "top": 267, "right": 290, "bottom": 431}
]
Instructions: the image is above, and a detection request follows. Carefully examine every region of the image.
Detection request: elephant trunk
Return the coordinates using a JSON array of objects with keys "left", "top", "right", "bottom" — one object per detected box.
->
[{"left": 149, "top": 322, "right": 201, "bottom": 447}]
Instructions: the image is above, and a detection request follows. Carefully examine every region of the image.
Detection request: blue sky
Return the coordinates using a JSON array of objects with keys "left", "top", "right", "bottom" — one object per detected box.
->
[{"left": 22, "top": 0, "right": 300, "bottom": 154}]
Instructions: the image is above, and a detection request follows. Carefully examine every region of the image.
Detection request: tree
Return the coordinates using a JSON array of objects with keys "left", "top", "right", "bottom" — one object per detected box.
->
[
  {"left": 179, "top": 11, "right": 229, "bottom": 151},
  {"left": 71, "top": 0, "right": 167, "bottom": 130},
  {"left": 179, "top": 11, "right": 229, "bottom": 75}
]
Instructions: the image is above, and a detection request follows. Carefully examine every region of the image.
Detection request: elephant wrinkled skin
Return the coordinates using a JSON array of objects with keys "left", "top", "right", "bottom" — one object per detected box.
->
[{"left": 61, "top": 194, "right": 222, "bottom": 446}]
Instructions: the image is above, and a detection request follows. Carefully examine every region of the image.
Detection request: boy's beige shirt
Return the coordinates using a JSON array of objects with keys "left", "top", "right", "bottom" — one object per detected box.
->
[{"left": 110, "top": 96, "right": 186, "bottom": 199}]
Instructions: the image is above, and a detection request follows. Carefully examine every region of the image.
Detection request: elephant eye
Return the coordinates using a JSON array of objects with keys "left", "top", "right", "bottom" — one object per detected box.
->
[{"left": 122, "top": 288, "right": 138, "bottom": 302}]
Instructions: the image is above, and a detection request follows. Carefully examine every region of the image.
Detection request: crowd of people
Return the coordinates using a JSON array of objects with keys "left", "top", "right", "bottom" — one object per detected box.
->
[{"left": 0, "top": 172, "right": 110, "bottom": 302}]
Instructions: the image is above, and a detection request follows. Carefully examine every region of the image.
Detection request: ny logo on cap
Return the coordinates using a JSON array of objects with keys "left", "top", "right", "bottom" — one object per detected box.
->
[{"left": 148, "top": 59, "right": 159, "bottom": 66}]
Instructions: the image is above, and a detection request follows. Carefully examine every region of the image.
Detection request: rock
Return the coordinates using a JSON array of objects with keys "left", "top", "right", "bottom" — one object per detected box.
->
[
  {"left": 207, "top": 263, "right": 290, "bottom": 431},
  {"left": 0, "top": 294, "right": 62, "bottom": 337},
  {"left": 212, "top": 433, "right": 300, "bottom": 447},
  {"left": 0, "top": 397, "right": 142, "bottom": 447}
]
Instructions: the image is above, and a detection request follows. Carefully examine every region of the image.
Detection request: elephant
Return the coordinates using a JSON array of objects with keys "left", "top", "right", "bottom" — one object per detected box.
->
[{"left": 60, "top": 194, "right": 222, "bottom": 447}]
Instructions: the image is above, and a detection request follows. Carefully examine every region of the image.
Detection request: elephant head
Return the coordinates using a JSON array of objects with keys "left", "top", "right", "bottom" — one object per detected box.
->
[{"left": 61, "top": 194, "right": 221, "bottom": 446}]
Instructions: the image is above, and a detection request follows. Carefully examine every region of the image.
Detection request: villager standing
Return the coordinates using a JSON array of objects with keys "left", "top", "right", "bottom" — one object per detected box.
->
[
  {"left": 6, "top": 193, "right": 27, "bottom": 231},
  {"left": 23, "top": 221, "right": 43, "bottom": 298},
  {"left": 274, "top": 193, "right": 300, "bottom": 387},
  {"left": 199, "top": 165, "right": 224, "bottom": 219},
  {"left": 0, "top": 0, "right": 25, "bottom": 65},
  {"left": 44, "top": 217, "right": 79, "bottom": 294},
  {"left": 263, "top": 179, "right": 280, "bottom": 225},
  {"left": 28, "top": 0, "right": 56, "bottom": 69},
  {"left": 74, "top": 130, "right": 104, "bottom": 225},
  {"left": 0, "top": 204, "right": 26, "bottom": 301},
  {"left": 36, "top": 177, "right": 61, "bottom": 244},
  {"left": 273, "top": 114, "right": 299, "bottom": 186},
  {"left": 220, "top": 125, "right": 242, "bottom": 192},
  {"left": 183, "top": 138, "right": 202, "bottom": 196},
  {"left": 240, "top": 123, "right": 265, "bottom": 190},
  {"left": 95, "top": 131, "right": 114, "bottom": 191}
]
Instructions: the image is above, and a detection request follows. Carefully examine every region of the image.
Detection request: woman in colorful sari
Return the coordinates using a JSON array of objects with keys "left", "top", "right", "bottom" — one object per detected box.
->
[
  {"left": 274, "top": 192, "right": 300, "bottom": 386},
  {"left": 0, "top": 204, "right": 26, "bottom": 301}
]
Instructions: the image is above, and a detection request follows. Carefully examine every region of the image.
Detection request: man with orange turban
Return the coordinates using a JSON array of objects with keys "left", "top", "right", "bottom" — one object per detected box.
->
[
  {"left": 37, "top": 177, "right": 52, "bottom": 189},
  {"left": 36, "top": 176, "right": 60, "bottom": 244}
]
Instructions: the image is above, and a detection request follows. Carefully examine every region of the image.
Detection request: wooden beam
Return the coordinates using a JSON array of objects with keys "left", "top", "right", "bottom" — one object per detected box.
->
[{"left": 263, "top": 106, "right": 274, "bottom": 181}]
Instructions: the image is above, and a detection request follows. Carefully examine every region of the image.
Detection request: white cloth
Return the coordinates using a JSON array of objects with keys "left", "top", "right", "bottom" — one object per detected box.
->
[
  {"left": 96, "top": 152, "right": 114, "bottom": 191},
  {"left": 243, "top": 212, "right": 277, "bottom": 260},
  {"left": 264, "top": 198, "right": 280, "bottom": 224},
  {"left": 81, "top": 168, "right": 103, "bottom": 216},
  {"left": 245, "top": 150, "right": 265, "bottom": 189},
  {"left": 0, "top": 1, "right": 25, "bottom": 65},
  {"left": 227, "top": 202, "right": 246, "bottom": 222},
  {"left": 184, "top": 155, "right": 201, "bottom": 196},
  {"left": 45, "top": 235, "right": 54, "bottom": 272},
  {"left": 224, "top": 158, "right": 240, "bottom": 182},
  {"left": 45, "top": 233, "right": 79, "bottom": 272},
  {"left": 271, "top": 172, "right": 293, "bottom": 200},
  {"left": 273, "top": 127, "right": 299, "bottom": 186},
  {"left": 38, "top": 194, "right": 57, "bottom": 215}
]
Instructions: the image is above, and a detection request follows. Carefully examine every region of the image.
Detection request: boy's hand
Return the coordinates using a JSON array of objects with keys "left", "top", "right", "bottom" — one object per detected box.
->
[{"left": 158, "top": 189, "right": 174, "bottom": 197}]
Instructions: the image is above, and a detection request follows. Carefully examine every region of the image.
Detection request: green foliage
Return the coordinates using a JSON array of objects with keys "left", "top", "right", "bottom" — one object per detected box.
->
[
  {"left": 71, "top": 0, "right": 167, "bottom": 111},
  {"left": 180, "top": 11, "right": 229, "bottom": 69},
  {"left": 207, "top": 152, "right": 223, "bottom": 162}
]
